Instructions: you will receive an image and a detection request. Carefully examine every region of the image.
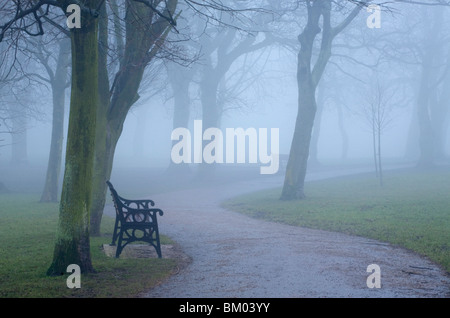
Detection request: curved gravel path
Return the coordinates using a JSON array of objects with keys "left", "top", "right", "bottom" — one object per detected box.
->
[{"left": 132, "top": 169, "right": 450, "bottom": 298}]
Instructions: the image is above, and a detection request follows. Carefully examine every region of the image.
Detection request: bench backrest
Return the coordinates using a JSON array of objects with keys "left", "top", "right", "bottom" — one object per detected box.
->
[
  {"left": 106, "top": 181, "right": 162, "bottom": 224},
  {"left": 106, "top": 181, "right": 127, "bottom": 220}
]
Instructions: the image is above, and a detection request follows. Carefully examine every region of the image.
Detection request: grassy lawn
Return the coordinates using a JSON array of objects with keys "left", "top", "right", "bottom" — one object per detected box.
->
[
  {"left": 223, "top": 167, "right": 450, "bottom": 273},
  {"left": 0, "top": 194, "right": 179, "bottom": 298}
]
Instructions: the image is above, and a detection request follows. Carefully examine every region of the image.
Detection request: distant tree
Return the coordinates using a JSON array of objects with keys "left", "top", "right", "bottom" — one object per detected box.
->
[
  {"left": 0, "top": 41, "right": 45, "bottom": 164},
  {"left": 415, "top": 7, "right": 450, "bottom": 166},
  {"left": 433, "top": 58, "right": 450, "bottom": 161},
  {"left": 280, "top": 0, "right": 450, "bottom": 200},
  {"left": 197, "top": 30, "right": 274, "bottom": 176},
  {"left": 361, "top": 76, "right": 398, "bottom": 186},
  {"left": 309, "top": 78, "right": 333, "bottom": 167},
  {"left": 0, "top": 14, "right": 71, "bottom": 201},
  {"left": 367, "top": 4, "right": 450, "bottom": 165},
  {"left": 0, "top": 37, "right": 19, "bottom": 154},
  {"left": 8, "top": 100, "right": 28, "bottom": 164},
  {"left": 31, "top": 36, "right": 71, "bottom": 202},
  {"left": 165, "top": 11, "right": 275, "bottom": 176},
  {"left": 165, "top": 61, "right": 196, "bottom": 175}
]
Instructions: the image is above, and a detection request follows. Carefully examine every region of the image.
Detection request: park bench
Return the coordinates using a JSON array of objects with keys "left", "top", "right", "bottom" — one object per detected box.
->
[{"left": 106, "top": 181, "right": 163, "bottom": 258}]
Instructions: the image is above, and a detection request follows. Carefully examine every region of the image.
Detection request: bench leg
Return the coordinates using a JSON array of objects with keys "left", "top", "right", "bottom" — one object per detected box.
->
[
  {"left": 110, "top": 219, "right": 120, "bottom": 246},
  {"left": 155, "top": 243, "right": 162, "bottom": 258},
  {"left": 115, "top": 232, "right": 124, "bottom": 258}
]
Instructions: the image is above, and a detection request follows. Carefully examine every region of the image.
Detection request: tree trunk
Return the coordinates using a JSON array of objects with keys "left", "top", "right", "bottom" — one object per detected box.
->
[
  {"left": 280, "top": 1, "right": 323, "bottom": 200},
  {"left": 404, "top": 98, "right": 420, "bottom": 162},
  {"left": 417, "top": 7, "right": 441, "bottom": 168},
  {"left": 431, "top": 73, "right": 450, "bottom": 160},
  {"left": 90, "top": 0, "right": 177, "bottom": 235},
  {"left": 170, "top": 65, "right": 192, "bottom": 130},
  {"left": 40, "top": 39, "right": 70, "bottom": 202},
  {"left": 309, "top": 85, "right": 324, "bottom": 167},
  {"left": 201, "top": 63, "right": 221, "bottom": 130},
  {"left": 133, "top": 107, "right": 149, "bottom": 158},
  {"left": 280, "top": 0, "right": 360, "bottom": 200},
  {"left": 89, "top": 2, "right": 111, "bottom": 237},
  {"left": 372, "top": 117, "right": 378, "bottom": 178},
  {"left": 416, "top": 68, "right": 435, "bottom": 167},
  {"left": 90, "top": 119, "right": 122, "bottom": 236},
  {"left": 89, "top": 58, "right": 145, "bottom": 235},
  {"left": 166, "top": 65, "right": 193, "bottom": 175},
  {"left": 47, "top": 8, "right": 99, "bottom": 275},
  {"left": 198, "top": 65, "right": 221, "bottom": 179},
  {"left": 10, "top": 106, "right": 27, "bottom": 165},
  {"left": 89, "top": 132, "right": 109, "bottom": 237},
  {"left": 377, "top": 127, "right": 383, "bottom": 186},
  {"left": 336, "top": 103, "right": 348, "bottom": 161},
  {"left": 280, "top": 76, "right": 317, "bottom": 199}
]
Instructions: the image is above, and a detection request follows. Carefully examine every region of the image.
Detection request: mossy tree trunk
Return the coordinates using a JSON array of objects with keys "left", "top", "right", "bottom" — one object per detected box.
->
[
  {"left": 47, "top": 2, "right": 99, "bottom": 275},
  {"left": 90, "top": 117, "right": 121, "bottom": 236},
  {"left": 89, "top": 0, "right": 178, "bottom": 236},
  {"left": 89, "top": 2, "right": 111, "bottom": 236}
]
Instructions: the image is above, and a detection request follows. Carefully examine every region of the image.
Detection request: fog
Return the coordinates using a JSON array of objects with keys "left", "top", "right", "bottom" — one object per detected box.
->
[
  {"left": 2, "top": 10, "right": 449, "bottom": 192},
  {"left": 2, "top": 0, "right": 450, "bottom": 299}
]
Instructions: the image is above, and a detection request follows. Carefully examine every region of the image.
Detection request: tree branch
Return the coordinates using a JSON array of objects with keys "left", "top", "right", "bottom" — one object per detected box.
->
[{"left": 133, "top": 0, "right": 177, "bottom": 27}]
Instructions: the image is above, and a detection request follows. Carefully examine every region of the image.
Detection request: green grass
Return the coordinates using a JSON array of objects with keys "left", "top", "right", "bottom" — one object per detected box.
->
[
  {"left": 223, "top": 167, "right": 450, "bottom": 273},
  {"left": 0, "top": 194, "right": 179, "bottom": 298}
]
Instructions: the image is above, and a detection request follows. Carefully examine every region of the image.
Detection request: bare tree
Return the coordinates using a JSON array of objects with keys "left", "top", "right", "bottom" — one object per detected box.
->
[
  {"left": 0, "top": 40, "right": 46, "bottom": 163},
  {"left": 89, "top": 0, "right": 274, "bottom": 235},
  {"left": 280, "top": 0, "right": 450, "bottom": 200},
  {"left": 281, "top": 0, "right": 364, "bottom": 200},
  {"left": 415, "top": 7, "right": 450, "bottom": 166},
  {"left": 361, "top": 76, "right": 398, "bottom": 186},
  {"left": 30, "top": 36, "right": 71, "bottom": 202}
]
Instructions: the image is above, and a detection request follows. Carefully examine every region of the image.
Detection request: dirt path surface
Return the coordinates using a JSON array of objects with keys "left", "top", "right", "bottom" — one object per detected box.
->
[{"left": 126, "top": 168, "right": 450, "bottom": 298}]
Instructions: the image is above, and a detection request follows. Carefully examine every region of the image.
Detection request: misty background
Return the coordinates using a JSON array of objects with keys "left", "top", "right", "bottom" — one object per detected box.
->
[{"left": 1, "top": 1, "right": 449, "bottom": 194}]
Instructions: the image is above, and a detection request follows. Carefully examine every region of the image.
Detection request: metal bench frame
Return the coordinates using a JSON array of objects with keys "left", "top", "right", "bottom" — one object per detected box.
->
[{"left": 107, "top": 181, "right": 163, "bottom": 258}]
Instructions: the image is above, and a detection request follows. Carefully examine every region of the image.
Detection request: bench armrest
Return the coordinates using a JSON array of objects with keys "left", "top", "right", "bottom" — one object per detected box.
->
[{"left": 120, "top": 207, "right": 164, "bottom": 223}]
